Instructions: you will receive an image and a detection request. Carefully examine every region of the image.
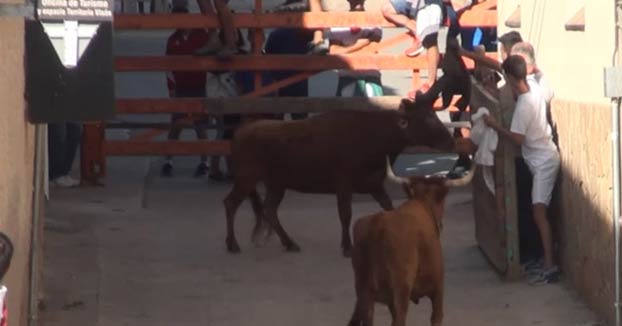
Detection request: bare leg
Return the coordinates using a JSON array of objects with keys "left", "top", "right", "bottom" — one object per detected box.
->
[
  {"left": 381, "top": 0, "right": 416, "bottom": 35},
  {"left": 533, "top": 203, "right": 554, "bottom": 268},
  {"left": 195, "top": 0, "right": 237, "bottom": 55},
  {"left": 426, "top": 45, "right": 440, "bottom": 83},
  {"left": 309, "top": 0, "right": 323, "bottom": 44},
  {"left": 212, "top": 0, "right": 237, "bottom": 49}
]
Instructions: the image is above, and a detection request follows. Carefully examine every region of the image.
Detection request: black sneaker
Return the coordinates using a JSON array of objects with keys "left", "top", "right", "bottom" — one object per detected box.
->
[
  {"left": 194, "top": 162, "right": 209, "bottom": 178},
  {"left": 161, "top": 162, "right": 173, "bottom": 177},
  {"left": 307, "top": 40, "right": 329, "bottom": 55},
  {"left": 528, "top": 265, "right": 561, "bottom": 286}
]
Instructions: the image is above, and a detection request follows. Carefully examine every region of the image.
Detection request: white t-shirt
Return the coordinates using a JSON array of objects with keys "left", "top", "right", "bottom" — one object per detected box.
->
[
  {"left": 510, "top": 88, "right": 558, "bottom": 168},
  {"left": 527, "top": 72, "right": 554, "bottom": 105},
  {"left": 325, "top": 27, "right": 382, "bottom": 77}
]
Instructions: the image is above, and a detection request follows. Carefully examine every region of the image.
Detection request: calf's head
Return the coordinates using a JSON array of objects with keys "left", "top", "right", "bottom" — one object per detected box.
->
[
  {"left": 398, "top": 98, "right": 454, "bottom": 152},
  {"left": 400, "top": 163, "right": 476, "bottom": 234}
]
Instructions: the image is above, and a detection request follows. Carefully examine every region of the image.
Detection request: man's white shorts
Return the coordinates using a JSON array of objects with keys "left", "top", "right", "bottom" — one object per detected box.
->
[
  {"left": 528, "top": 152, "right": 560, "bottom": 206},
  {"left": 416, "top": 4, "right": 442, "bottom": 41}
]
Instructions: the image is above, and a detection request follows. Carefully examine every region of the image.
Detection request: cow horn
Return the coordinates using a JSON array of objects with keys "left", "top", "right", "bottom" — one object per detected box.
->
[
  {"left": 385, "top": 156, "right": 409, "bottom": 185},
  {"left": 444, "top": 162, "right": 477, "bottom": 187}
]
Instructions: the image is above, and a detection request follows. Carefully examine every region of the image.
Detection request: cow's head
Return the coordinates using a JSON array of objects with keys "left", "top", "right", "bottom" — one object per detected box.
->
[
  {"left": 398, "top": 163, "right": 476, "bottom": 235},
  {"left": 398, "top": 97, "right": 454, "bottom": 152},
  {"left": 402, "top": 177, "right": 450, "bottom": 235}
]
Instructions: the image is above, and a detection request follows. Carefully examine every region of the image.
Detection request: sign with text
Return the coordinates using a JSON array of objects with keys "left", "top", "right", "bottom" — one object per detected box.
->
[{"left": 37, "top": 0, "right": 113, "bottom": 21}]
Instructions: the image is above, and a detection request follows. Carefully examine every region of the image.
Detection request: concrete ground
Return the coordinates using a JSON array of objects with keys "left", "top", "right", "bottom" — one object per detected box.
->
[
  {"left": 40, "top": 155, "right": 602, "bottom": 326},
  {"left": 39, "top": 21, "right": 601, "bottom": 326}
]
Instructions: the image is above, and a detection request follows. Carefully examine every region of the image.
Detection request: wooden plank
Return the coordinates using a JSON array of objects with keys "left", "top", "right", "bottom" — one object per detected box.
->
[
  {"left": 116, "top": 96, "right": 472, "bottom": 115},
  {"left": 242, "top": 71, "right": 317, "bottom": 98},
  {"left": 113, "top": 11, "right": 496, "bottom": 30},
  {"left": 115, "top": 53, "right": 496, "bottom": 72},
  {"left": 105, "top": 140, "right": 231, "bottom": 155},
  {"left": 116, "top": 54, "right": 427, "bottom": 71}
]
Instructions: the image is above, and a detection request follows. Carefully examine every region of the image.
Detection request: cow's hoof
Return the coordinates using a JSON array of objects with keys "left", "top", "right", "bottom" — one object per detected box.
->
[
  {"left": 342, "top": 247, "right": 352, "bottom": 258},
  {"left": 285, "top": 243, "right": 301, "bottom": 252},
  {"left": 226, "top": 238, "right": 241, "bottom": 254}
]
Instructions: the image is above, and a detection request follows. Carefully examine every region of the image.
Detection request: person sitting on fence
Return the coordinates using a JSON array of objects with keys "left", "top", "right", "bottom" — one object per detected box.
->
[
  {"left": 326, "top": 0, "right": 384, "bottom": 97},
  {"left": 482, "top": 55, "right": 561, "bottom": 286},
  {"left": 192, "top": 0, "right": 239, "bottom": 57},
  {"left": 264, "top": 0, "right": 314, "bottom": 119},
  {"left": 270, "top": 0, "right": 330, "bottom": 54},
  {"left": 207, "top": 29, "right": 246, "bottom": 181},
  {"left": 162, "top": 1, "right": 211, "bottom": 178},
  {"left": 382, "top": 0, "right": 466, "bottom": 96}
]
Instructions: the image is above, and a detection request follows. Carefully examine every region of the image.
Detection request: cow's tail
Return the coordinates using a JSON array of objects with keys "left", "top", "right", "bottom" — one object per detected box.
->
[{"left": 249, "top": 188, "right": 273, "bottom": 245}]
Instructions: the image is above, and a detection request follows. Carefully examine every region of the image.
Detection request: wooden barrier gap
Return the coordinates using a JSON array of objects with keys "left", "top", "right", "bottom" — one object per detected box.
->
[
  {"left": 115, "top": 53, "right": 497, "bottom": 72},
  {"left": 116, "top": 96, "right": 468, "bottom": 114},
  {"left": 105, "top": 120, "right": 470, "bottom": 156},
  {"left": 105, "top": 140, "right": 231, "bottom": 156},
  {"left": 114, "top": 10, "right": 497, "bottom": 30}
]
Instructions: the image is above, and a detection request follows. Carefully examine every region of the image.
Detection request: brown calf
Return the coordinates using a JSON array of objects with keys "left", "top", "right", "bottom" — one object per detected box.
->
[{"left": 348, "top": 167, "right": 474, "bottom": 326}]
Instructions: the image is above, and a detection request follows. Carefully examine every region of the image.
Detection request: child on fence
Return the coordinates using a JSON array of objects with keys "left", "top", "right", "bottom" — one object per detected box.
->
[{"left": 482, "top": 55, "right": 561, "bottom": 286}]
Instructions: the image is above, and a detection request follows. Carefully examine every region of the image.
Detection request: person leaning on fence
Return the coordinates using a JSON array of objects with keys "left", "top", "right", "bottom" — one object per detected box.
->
[
  {"left": 162, "top": 2, "right": 211, "bottom": 178},
  {"left": 206, "top": 28, "right": 269, "bottom": 180},
  {"left": 325, "top": 0, "right": 384, "bottom": 97},
  {"left": 264, "top": 0, "right": 314, "bottom": 119},
  {"left": 482, "top": 55, "right": 561, "bottom": 286},
  {"left": 48, "top": 122, "right": 82, "bottom": 188}
]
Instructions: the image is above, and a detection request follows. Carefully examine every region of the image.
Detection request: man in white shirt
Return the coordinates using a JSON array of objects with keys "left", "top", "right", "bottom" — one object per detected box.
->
[
  {"left": 483, "top": 55, "right": 561, "bottom": 286},
  {"left": 510, "top": 41, "right": 558, "bottom": 146}
]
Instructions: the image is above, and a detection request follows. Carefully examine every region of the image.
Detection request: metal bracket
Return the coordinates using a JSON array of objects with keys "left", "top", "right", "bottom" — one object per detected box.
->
[
  {"left": 605, "top": 67, "right": 622, "bottom": 98},
  {"left": 0, "top": 2, "right": 35, "bottom": 18}
]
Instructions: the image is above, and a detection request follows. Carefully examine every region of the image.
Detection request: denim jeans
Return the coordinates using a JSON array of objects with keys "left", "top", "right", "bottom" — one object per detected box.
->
[{"left": 48, "top": 122, "right": 82, "bottom": 180}]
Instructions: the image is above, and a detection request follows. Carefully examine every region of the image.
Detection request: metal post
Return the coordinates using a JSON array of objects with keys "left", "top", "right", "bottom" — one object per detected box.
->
[{"left": 613, "top": 97, "right": 621, "bottom": 326}]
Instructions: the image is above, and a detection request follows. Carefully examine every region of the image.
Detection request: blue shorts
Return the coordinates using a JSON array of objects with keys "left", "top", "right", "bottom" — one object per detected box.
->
[
  {"left": 389, "top": 0, "right": 445, "bottom": 19},
  {"left": 390, "top": 0, "right": 413, "bottom": 17}
]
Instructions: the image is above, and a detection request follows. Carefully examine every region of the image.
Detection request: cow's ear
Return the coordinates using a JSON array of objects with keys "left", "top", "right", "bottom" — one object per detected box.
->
[{"left": 400, "top": 98, "right": 414, "bottom": 111}]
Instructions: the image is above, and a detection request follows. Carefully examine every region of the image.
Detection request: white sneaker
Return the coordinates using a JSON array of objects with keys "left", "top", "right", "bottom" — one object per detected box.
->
[{"left": 52, "top": 175, "right": 80, "bottom": 188}]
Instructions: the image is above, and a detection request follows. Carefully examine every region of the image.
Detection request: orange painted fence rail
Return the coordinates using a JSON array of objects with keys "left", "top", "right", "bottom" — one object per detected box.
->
[{"left": 81, "top": 1, "right": 498, "bottom": 184}]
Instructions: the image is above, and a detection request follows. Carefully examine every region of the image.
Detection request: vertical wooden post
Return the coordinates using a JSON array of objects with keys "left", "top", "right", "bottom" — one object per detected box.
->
[
  {"left": 80, "top": 122, "right": 105, "bottom": 185},
  {"left": 411, "top": 69, "right": 421, "bottom": 92},
  {"left": 252, "top": 0, "right": 264, "bottom": 94}
]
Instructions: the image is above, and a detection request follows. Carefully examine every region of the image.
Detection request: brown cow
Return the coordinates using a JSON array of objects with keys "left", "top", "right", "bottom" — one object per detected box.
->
[
  {"left": 347, "top": 167, "right": 474, "bottom": 326},
  {"left": 223, "top": 97, "right": 455, "bottom": 256}
]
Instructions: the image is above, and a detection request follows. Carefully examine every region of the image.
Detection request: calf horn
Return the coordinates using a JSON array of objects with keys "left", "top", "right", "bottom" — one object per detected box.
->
[
  {"left": 385, "top": 156, "right": 409, "bottom": 185},
  {"left": 444, "top": 162, "right": 477, "bottom": 187}
]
